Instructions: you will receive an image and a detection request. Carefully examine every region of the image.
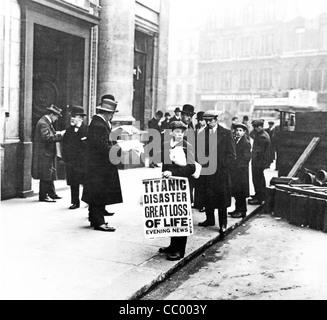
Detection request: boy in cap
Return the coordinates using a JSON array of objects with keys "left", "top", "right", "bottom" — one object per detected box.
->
[
  {"left": 32, "top": 105, "right": 65, "bottom": 202},
  {"left": 229, "top": 123, "right": 252, "bottom": 219}
]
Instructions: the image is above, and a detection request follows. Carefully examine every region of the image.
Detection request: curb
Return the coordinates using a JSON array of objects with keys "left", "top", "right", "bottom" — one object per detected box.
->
[{"left": 131, "top": 204, "right": 265, "bottom": 300}]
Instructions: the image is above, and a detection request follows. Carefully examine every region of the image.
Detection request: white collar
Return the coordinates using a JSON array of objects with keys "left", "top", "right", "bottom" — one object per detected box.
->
[
  {"left": 209, "top": 124, "right": 218, "bottom": 133},
  {"left": 45, "top": 115, "right": 52, "bottom": 124}
]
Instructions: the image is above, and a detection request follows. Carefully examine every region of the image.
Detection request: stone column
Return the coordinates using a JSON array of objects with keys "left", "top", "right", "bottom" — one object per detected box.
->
[{"left": 97, "top": 0, "right": 135, "bottom": 123}]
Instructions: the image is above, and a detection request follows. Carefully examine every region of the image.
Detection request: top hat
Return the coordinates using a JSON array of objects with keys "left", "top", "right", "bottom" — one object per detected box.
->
[
  {"left": 252, "top": 119, "right": 264, "bottom": 128},
  {"left": 181, "top": 104, "right": 195, "bottom": 116},
  {"left": 96, "top": 98, "right": 119, "bottom": 113},
  {"left": 71, "top": 105, "right": 86, "bottom": 117},
  {"left": 233, "top": 123, "right": 248, "bottom": 131},
  {"left": 47, "top": 105, "right": 62, "bottom": 117},
  {"left": 169, "top": 121, "right": 188, "bottom": 131},
  {"left": 174, "top": 107, "right": 181, "bottom": 113},
  {"left": 203, "top": 110, "right": 219, "bottom": 120},
  {"left": 196, "top": 111, "right": 205, "bottom": 120}
]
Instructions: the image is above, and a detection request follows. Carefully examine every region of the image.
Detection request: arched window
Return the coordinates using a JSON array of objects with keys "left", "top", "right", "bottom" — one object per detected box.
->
[
  {"left": 303, "top": 64, "right": 314, "bottom": 90},
  {"left": 316, "top": 63, "right": 327, "bottom": 92},
  {"left": 289, "top": 65, "right": 302, "bottom": 89}
]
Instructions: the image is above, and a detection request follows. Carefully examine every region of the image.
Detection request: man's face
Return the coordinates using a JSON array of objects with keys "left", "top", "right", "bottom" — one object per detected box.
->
[
  {"left": 198, "top": 119, "right": 206, "bottom": 128},
  {"left": 175, "top": 112, "right": 181, "bottom": 118},
  {"left": 235, "top": 128, "right": 245, "bottom": 138},
  {"left": 182, "top": 113, "right": 192, "bottom": 125},
  {"left": 206, "top": 118, "right": 218, "bottom": 129},
  {"left": 70, "top": 115, "right": 83, "bottom": 127},
  {"left": 50, "top": 114, "right": 59, "bottom": 123}
]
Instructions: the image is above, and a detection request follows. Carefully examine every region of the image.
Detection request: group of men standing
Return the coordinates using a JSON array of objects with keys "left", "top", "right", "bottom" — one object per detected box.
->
[{"left": 148, "top": 106, "right": 273, "bottom": 237}]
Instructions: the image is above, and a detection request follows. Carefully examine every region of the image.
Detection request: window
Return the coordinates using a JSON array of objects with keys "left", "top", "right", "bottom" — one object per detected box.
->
[
  {"left": 317, "top": 63, "right": 327, "bottom": 91},
  {"left": 239, "top": 102, "right": 251, "bottom": 113},
  {"left": 222, "top": 38, "right": 233, "bottom": 59},
  {"left": 289, "top": 65, "right": 303, "bottom": 89},
  {"left": 304, "top": 65, "right": 314, "bottom": 90},
  {"left": 203, "top": 71, "right": 215, "bottom": 90},
  {"left": 295, "top": 28, "right": 305, "bottom": 51},
  {"left": 243, "top": 4, "right": 255, "bottom": 25},
  {"left": 260, "top": 68, "right": 273, "bottom": 89},
  {"left": 175, "top": 84, "right": 182, "bottom": 103},
  {"left": 221, "top": 70, "right": 233, "bottom": 90},
  {"left": 240, "top": 37, "right": 253, "bottom": 57},
  {"left": 260, "top": 33, "right": 274, "bottom": 56},
  {"left": 240, "top": 69, "right": 252, "bottom": 89}
]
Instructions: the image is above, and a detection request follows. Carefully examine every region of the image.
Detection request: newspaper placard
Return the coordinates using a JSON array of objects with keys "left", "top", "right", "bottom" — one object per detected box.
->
[{"left": 142, "top": 177, "right": 194, "bottom": 239}]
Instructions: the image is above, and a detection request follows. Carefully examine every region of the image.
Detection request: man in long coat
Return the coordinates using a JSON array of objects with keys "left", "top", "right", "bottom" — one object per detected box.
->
[
  {"left": 62, "top": 106, "right": 88, "bottom": 210},
  {"left": 229, "top": 123, "right": 252, "bottom": 219},
  {"left": 82, "top": 96, "right": 123, "bottom": 232},
  {"left": 32, "top": 105, "right": 65, "bottom": 202},
  {"left": 198, "top": 110, "right": 236, "bottom": 238},
  {"left": 248, "top": 120, "right": 271, "bottom": 206}
]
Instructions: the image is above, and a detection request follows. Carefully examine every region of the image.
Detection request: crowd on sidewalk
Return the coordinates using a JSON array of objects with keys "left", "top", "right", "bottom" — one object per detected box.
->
[{"left": 31, "top": 94, "right": 276, "bottom": 261}]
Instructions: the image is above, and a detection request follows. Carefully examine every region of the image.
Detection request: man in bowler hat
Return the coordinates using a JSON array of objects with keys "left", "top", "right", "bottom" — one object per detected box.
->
[
  {"left": 170, "top": 107, "right": 182, "bottom": 123},
  {"left": 198, "top": 110, "right": 236, "bottom": 238},
  {"left": 32, "top": 105, "right": 65, "bottom": 202},
  {"left": 62, "top": 106, "right": 88, "bottom": 210},
  {"left": 82, "top": 96, "right": 123, "bottom": 232}
]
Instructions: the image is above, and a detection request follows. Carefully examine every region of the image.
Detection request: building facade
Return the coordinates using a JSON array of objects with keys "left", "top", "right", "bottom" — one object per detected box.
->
[
  {"left": 197, "top": 0, "right": 327, "bottom": 126},
  {"left": 1, "top": 0, "right": 170, "bottom": 200}
]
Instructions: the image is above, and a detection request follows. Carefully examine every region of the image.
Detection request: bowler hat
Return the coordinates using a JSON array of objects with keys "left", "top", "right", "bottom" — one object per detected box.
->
[
  {"left": 71, "top": 105, "right": 86, "bottom": 117},
  {"left": 233, "top": 123, "right": 248, "bottom": 131},
  {"left": 47, "top": 104, "right": 62, "bottom": 117},
  {"left": 181, "top": 104, "right": 195, "bottom": 116},
  {"left": 169, "top": 121, "right": 188, "bottom": 131},
  {"left": 174, "top": 107, "right": 181, "bottom": 113},
  {"left": 203, "top": 110, "right": 219, "bottom": 120},
  {"left": 96, "top": 98, "right": 119, "bottom": 113},
  {"left": 101, "top": 94, "right": 115, "bottom": 102},
  {"left": 252, "top": 119, "right": 264, "bottom": 128},
  {"left": 196, "top": 111, "right": 205, "bottom": 120}
]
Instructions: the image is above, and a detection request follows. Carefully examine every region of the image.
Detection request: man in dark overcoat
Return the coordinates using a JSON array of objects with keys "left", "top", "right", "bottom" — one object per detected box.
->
[
  {"left": 82, "top": 96, "right": 123, "bottom": 232},
  {"left": 170, "top": 107, "right": 182, "bottom": 123},
  {"left": 148, "top": 110, "right": 164, "bottom": 168},
  {"left": 229, "top": 123, "right": 252, "bottom": 219},
  {"left": 248, "top": 120, "right": 271, "bottom": 206},
  {"left": 265, "top": 121, "right": 276, "bottom": 167},
  {"left": 198, "top": 110, "right": 236, "bottom": 238},
  {"left": 32, "top": 105, "right": 65, "bottom": 202},
  {"left": 62, "top": 106, "right": 88, "bottom": 210}
]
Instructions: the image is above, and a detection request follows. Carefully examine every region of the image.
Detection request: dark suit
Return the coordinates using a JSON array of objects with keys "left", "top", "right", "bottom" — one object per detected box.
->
[
  {"left": 252, "top": 130, "right": 271, "bottom": 202},
  {"left": 148, "top": 118, "right": 163, "bottom": 165},
  {"left": 231, "top": 135, "right": 252, "bottom": 213},
  {"left": 162, "top": 139, "right": 196, "bottom": 256},
  {"left": 82, "top": 115, "right": 123, "bottom": 226},
  {"left": 199, "top": 125, "right": 236, "bottom": 229},
  {"left": 62, "top": 123, "right": 88, "bottom": 206},
  {"left": 32, "top": 116, "right": 63, "bottom": 200}
]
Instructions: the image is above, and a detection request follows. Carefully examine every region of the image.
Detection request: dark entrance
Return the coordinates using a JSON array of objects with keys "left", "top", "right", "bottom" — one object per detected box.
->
[
  {"left": 133, "top": 30, "right": 155, "bottom": 130},
  {"left": 32, "top": 25, "right": 85, "bottom": 180},
  {"left": 32, "top": 24, "right": 85, "bottom": 137}
]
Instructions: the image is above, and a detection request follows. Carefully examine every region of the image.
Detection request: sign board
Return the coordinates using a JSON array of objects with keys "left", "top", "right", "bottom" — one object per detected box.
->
[{"left": 142, "top": 177, "right": 194, "bottom": 239}]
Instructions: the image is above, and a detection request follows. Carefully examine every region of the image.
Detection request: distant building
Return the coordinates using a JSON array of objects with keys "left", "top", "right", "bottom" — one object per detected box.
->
[
  {"left": 1, "top": 0, "right": 170, "bottom": 200},
  {"left": 197, "top": 0, "right": 327, "bottom": 127}
]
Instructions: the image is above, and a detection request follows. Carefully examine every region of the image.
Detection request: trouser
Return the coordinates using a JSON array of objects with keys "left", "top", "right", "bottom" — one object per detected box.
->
[
  {"left": 205, "top": 206, "right": 228, "bottom": 229},
  {"left": 39, "top": 180, "right": 56, "bottom": 200},
  {"left": 169, "top": 237, "right": 187, "bottom": 256},
  {"left": 252, "top": 166, "right": 266, "bottom": 202},
  {"left": 235, "top": 196, "right": 247, "bottom": 213},
  {"left": 70, "top": 185, "right": 80, "bottom": 205},
  {"left": 89, "top": 205, "right": 106, "bottom": 227}
]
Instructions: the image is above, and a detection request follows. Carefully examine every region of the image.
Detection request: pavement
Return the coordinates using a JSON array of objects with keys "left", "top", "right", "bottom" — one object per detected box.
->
[{"left": 0, "top": 166, "right": 277, "bottom": 300}]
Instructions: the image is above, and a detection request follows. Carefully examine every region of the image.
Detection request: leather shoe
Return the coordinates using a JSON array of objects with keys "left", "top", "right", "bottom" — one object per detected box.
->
[
  {"left": 94, "top": 224, "right": 116, "bottom": 232},
  {"left": 39, "top": 196, "right": 56, "bottom": 203},
  {"left": 248, "top": 199, "right": 263, "bottom": 205},
  {"left": 228, "top": 210, "right": 237, "bottom": 216},
  {"left": 103, "top": 210, "right": 115, "bottom": 217},
  {"left": 50, "top": 195, "right": 62, "bottom": 200},
  {"left": 231, "top": 212, "right": 246, "bottom": 219},
  {"left": 167, "top": 252, "right": 184, "bottom": 261},
  {"left": 69, "top": 204, "right": 80, "bottom": 210},
  {"left": 159, "top": 246, "right": 172, "bottom": 254},
  {"left": 198, "top": 220, "right": 215, "bottom": 227}
]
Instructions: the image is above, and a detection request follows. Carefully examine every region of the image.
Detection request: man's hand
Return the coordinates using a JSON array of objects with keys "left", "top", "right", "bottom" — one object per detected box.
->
[{"left": 162, "top": 171, "right": 173, "bottom": 179}]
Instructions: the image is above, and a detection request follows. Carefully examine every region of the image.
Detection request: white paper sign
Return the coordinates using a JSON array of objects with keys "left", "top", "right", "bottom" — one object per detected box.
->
[{"left": 142, "top": 177, "right": 194, "bottom": 239}]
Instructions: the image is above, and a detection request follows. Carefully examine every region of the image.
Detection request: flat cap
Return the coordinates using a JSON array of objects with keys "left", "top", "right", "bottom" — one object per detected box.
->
[
  {"left": 169, "top": 121, "right": 188, "bottom": 131},
  {"left": 203, "top": 110, "right": 219, "bottom": 120},
  {"left": 233, "top": 123, "right": 248, "bottom": 131}
]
